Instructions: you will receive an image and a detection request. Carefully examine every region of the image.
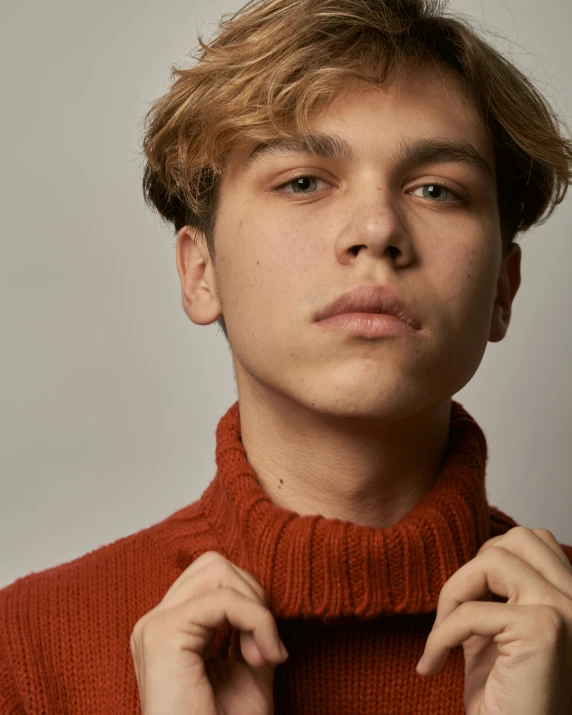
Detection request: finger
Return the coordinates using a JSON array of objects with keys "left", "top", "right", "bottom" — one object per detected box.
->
[
  {"left": 228, "top": 627, "right": 274, "bottom": 670},
  {"left": 216, "top": 561, "right": 271, "bottom": 608},
  {"left": 161, "top": 551, "right": 221, "bottom": 600},
  {"left": 228, "top": 626, "right": 245, "bottom": 660},
  {"left": 479, "top": 527, "right": 572, "bottom": 592},
  {"left": 433, "top": 546, "right": 569, "bottom": 630},
  {"left": 166, "top": 586, "right": 287, "bottom": 665},
  {"left": 161, "top": 558, "right": 270, "bottom": 611},
  {"left": 418, "top": 602, "right": 562, "bottom": 676},
  {"left": 162, "top": 552, "right": 270, "bottom": 608},
  {"left": 531, "top": 528, "right": 572, "bottom": 573},
  {"left": 228, "top": 626, "right": 265, "bottom": 666},
  {"left": 162, "top": 560, "right": 265, "bottom": 610}
]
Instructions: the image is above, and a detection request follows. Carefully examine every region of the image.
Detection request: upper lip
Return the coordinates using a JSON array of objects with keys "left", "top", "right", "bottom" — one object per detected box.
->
[{"left": 315, "top": 284, "right": 422, "bottom": 330}]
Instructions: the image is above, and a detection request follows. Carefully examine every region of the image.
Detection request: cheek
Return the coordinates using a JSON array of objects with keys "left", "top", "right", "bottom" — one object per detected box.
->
[
  {"left": 242, "top": 219, "right": 317, "bottom": 305},
  {"left": 218, "top": 219, "right": 312, "bottom": 335},
  {"left": 259, "top": 217, "right": 317, "bottom": 267},
  {"left": 446, "top": 247, "right": 499, "bottom": 340}
]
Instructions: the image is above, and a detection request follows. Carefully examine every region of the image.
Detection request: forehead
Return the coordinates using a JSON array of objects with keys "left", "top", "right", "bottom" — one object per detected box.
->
[
  {"left": 227, "top": 60, "right": 494, "bottom": 176},
  {"left": 331, "top": 61, "right": 485, "bottom": 128}
]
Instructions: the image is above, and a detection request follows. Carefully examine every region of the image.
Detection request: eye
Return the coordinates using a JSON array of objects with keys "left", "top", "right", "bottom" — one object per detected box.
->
[
  {"left": 274, "top": 175, "right": 466, "bottom": 204},
  {"left": 409, "top": 183, "right": 464, "bottom": 203},
  {"left": 274, "top": 175, "right": 329, "bottom": 195}
]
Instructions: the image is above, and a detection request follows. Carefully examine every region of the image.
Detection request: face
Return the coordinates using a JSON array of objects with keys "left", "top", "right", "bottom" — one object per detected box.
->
[{"left": 177, "top": 62, "right": 521, "bottom": 422}]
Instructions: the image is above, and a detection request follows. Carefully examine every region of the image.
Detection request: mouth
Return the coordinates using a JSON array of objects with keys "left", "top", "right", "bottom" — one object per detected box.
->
[
  {"left": 316, "top": 311, "right": 418, "bottom": 337},
  {"left": 315, "top": 284, "right": 422, "bottom": 331}
]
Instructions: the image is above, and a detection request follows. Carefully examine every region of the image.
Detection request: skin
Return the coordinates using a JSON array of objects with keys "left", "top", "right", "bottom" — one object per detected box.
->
[{"left": 175, "top": 61, "right": 521, "bottom": 529}]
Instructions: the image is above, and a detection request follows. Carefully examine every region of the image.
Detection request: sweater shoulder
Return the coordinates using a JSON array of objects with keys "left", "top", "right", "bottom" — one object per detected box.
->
[
  {"left": 1, "top": 501, "right": 190, "bottom": 597},
  {"left": 0, "top": 493, "right": 210, "bottom": 596},
  {"left": 0, "top": 495, "right": 213, "bottom": 712}
]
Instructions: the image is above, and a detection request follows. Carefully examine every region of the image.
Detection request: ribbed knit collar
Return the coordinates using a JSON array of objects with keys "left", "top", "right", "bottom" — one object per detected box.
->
[{"left": 195, "top": 399, "right": 492, "bottom": 624}]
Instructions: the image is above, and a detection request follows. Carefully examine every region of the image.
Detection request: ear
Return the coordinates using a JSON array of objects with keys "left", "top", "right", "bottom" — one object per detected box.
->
[
  {"left": 488, "top": 242, "right": 522, "bottom": 343},
  {"left": 175, "top": 226, "right": 223, "bottom": 326}
]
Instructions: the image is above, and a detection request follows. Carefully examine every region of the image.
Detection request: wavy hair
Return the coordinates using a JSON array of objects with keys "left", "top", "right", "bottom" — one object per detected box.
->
[{"left": 141, "top": 0, "right": 572, "bottom": 339}]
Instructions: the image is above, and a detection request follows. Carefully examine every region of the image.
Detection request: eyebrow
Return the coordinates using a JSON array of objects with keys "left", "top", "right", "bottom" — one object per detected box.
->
[{"left": 243, "top": 132, "right": 494, "bottom": 180}]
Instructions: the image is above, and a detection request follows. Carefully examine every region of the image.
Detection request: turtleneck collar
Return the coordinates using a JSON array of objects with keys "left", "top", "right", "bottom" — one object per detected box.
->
[{"left": 190, "top": 399, "right": 495, "bottom": 624}]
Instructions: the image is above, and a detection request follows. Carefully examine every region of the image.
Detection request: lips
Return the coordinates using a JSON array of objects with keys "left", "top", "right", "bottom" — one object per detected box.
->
[{"left": 315, "top": 284, "right": 421, "bottom": 330}]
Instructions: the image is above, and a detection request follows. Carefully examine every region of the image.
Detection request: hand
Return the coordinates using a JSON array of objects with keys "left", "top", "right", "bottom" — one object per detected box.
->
[
  {"left": 416, "top": 526, "right": 572, "bottom": 715},
  {"left": 130, "top": 550, "right": 289, "bottom": 715}
]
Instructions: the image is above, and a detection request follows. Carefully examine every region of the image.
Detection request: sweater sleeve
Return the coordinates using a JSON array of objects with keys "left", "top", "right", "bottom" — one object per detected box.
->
[
  {"left": 0, "top": 583, "right": 26, "bottom": 714},
  {"left": 0, "top": 633, "right": 25, "bottom": 714}
]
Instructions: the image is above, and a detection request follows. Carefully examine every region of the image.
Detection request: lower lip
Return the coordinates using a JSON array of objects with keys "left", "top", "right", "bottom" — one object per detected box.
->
[{"left": 316, "top": 312, "right": 418, "bottom": 337}]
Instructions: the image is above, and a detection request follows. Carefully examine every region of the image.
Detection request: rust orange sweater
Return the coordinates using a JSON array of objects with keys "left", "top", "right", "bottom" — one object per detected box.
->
[{"left": 1, "top": 400, "right": 571, "bottom": 714}]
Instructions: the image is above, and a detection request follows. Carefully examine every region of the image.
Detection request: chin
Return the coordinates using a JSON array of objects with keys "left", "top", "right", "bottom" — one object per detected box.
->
[{"left": 288, "top": 385, "right": 424, "bottom": 421}]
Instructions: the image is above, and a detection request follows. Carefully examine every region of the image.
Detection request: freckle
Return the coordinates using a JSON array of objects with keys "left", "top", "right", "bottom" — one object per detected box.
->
[{"left": 280, "top": 479, "right": 284, "bottom": 484}]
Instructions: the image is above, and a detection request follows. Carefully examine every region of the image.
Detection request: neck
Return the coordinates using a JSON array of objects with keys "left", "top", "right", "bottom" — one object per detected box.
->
[
  {"left": 236, "top": 378, "right": 453, "bottom": 529},
  {"left": 185, "top": 391, "right": 496, "bottom": 620}
]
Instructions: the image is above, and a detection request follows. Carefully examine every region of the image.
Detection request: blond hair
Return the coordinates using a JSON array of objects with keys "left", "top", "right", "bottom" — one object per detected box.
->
[{"left": 142, "top": 0, "right": 572, "bottom": 338}]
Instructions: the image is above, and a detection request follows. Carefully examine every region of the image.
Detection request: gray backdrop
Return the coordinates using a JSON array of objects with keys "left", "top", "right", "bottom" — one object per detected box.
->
[{"left": 1, "top": 0, "right": 571, "bottom": 589}]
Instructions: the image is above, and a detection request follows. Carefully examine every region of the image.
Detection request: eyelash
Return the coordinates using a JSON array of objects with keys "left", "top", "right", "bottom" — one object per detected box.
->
[{"left": 273, "top": 175, "right": 466, "bottom": 204}]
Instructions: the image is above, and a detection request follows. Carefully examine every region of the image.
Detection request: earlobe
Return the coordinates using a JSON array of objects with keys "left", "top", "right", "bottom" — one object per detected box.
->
[
  {"left": 505, "top": 243, "right": 522, "bottom": 301},
  {"left": 488, "top": 243, "right": 522, "bottom": 343},
  {"left": 502, "top": 243, "right": 522, "bottom": 324}
]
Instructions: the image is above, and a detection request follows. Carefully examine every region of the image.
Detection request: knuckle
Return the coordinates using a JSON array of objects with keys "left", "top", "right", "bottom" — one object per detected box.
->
[
  {"left": 487, "top": 544, "right": 506, "bottom": 558},
  {"left": 217, "top": 584, "right": 247, "bottom": 606},
  {"left": 219, "top": 583, "right": 240, "bottom": 597},
  {"left": 217, "top": 561, "right": 269, "bottom": 605},
  {"left": 130, "top": 614, "right": 146, "bottom": 641},
  {"left": 191, "top": 553, "right": 239, "bottom": 589},
  {"left": 458, "top": 601, "right": 478, "bottom": 619},
  {"left": 534, "top": 528, "right": 556, "bottom": 541},
  {"left": 499, "top": 525, "right": 530, "bottom": 545},
  {"left": 204, "top": 549, "right": 225, "bottom": 560},
  {"left": 535, "top": 605, "right": 563, "bottom": 634},
  {"left": 132, "top": 610, "right": 167, "bottom": 648},
  {"left": 536, "top": 579, "right": 557, "bottom": 604},
  {"left": 193, "top": 550, "right": 224, "bottom": 568},
  {"left": 459, "top": 600, "right": 474, "bottom": 614},
  {"left": 139, "top": 619, "right": 165, "bottom": 648},
  {"left": 192, "top": 552, "right": 269, "bottom": 594},
  {"left": 191, "top": 551, "right": 226, "bottom": 572},
  {"left": 210, "top": 555, "right": 242, "bottom": 584},
  {"left": 249, "top": 580, "right": 270, "bottom": 606}
]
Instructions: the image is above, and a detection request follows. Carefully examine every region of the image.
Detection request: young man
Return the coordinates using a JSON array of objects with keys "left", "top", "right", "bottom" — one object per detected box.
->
[{"left": 2, "top": 0, "right": 572, "bottom": 713}]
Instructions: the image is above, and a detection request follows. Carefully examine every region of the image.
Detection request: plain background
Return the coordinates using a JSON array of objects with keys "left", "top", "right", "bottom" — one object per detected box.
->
[{"left": 0, "top": 0, "right": 571, "bottom": 590}]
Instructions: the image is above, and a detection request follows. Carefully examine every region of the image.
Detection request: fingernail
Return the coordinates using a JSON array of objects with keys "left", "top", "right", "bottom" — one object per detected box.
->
[
  {"left": 416, "top": 655, "right": 427, "bottom": 674},
  {"left": 279, "top": 641, "right": 289, "bottom": 660}
]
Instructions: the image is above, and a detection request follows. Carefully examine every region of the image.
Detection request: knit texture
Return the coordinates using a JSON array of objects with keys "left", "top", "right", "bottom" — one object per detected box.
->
[{"left": 1, "top": 399, "right": 571, "bottom": 714}]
